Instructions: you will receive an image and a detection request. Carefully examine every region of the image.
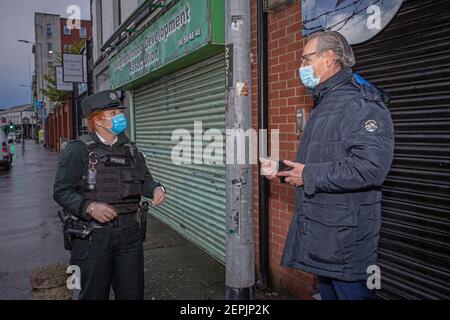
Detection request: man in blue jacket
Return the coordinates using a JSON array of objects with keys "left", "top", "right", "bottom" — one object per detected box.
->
[{"left": 262, "top": 31, "right": 394, "bottom": 300}]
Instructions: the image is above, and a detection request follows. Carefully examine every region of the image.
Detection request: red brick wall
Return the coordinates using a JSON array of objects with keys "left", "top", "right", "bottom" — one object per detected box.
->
[
  {"left": 251, "top": 0, "right": 316, "bottom": 299},
  {"left": 60, "top": 18, "right": 93, "bottom": 51},
  {"left": 48, "top": 101, "right": 73, "bottom": 152}
]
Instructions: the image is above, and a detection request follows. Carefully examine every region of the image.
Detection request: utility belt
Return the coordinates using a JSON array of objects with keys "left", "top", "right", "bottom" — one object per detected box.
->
[{"left": 58, "top": 202, "right": 150, "bottom": 251}]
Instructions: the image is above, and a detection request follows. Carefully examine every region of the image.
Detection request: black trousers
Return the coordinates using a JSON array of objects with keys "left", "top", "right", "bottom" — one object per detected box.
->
[{"left": 70, "top": 217, "right": 144, "bottom": 300}]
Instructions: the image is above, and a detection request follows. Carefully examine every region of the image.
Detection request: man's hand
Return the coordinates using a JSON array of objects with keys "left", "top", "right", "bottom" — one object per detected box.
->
[
  {"left": 86, "top": 202, "right": 118, "bottom": 223},
  {"left": 277, "top": 160, "right": 305, "bottom": 187},
  {"left": 152, "top": 187, "right": 167, "bottom": 207},
  {"left": 260, "top": 158, "right": 278, "bottom": 180}
]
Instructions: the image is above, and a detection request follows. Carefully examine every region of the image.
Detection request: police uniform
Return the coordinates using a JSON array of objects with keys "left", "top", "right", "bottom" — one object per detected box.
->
[{"left": 53, "top": 90, "right": 165, "bottom": 300}]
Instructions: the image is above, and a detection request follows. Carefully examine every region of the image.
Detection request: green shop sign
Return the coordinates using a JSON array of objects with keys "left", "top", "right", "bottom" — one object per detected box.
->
[{"left": 109, "top": 0, "right": 224, "bottom": 89}]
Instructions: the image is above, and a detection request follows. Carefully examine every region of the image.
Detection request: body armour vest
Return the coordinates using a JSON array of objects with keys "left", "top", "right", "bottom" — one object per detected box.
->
[{"left": 77, "top": 135, "right": 143, "bottom": 214}]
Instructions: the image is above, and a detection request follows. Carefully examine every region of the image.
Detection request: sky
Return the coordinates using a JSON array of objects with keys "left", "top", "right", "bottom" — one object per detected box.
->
[{"left": 0, "top": 0, "right": 90, "bottom": 109}]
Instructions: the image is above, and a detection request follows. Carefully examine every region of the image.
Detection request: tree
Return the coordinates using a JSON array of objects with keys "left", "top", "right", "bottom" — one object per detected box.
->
[{"left": 42, "top": 40, "right": 87, "bottom": 103}]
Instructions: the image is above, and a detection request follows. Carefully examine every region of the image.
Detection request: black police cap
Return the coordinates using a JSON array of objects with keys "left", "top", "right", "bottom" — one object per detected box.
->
[{"left": 81, "top": 90, "right": 126, "bottom": 116}]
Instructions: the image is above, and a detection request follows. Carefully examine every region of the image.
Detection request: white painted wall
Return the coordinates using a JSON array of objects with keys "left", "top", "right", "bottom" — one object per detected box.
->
[
  {"left": 101, "top": 0, "right": 115, "bottom": 47},
  {"left": 120, "top": 0, "right": 139, "bottom": 22},
  {"left": 0, "top": 111, "right": 34, "bottom": 126},
  {"left": 92, "top": 0, "right": 100, "bottom": 61}
]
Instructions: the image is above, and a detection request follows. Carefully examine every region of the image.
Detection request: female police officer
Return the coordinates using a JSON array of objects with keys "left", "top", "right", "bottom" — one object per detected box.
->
[{"left": 53, "top": 90, "right": 167, "bottom": 300}]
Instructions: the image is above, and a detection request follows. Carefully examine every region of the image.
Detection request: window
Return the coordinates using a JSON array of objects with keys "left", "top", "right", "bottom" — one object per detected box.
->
[
  {"left": 47, "top": 43, "right": 52, "bottom": 52},
  {"left": 80, "top": 27, "right": 87, "bottom": 38},
  {"left": 46, "top": 24, "right": 52, "bottom": 38},
  {"left": 64, "top": 44, "right": 72, "bottom": 52},
  {"left": 64, "top": 25, "right": 71, "bottom": 35}
]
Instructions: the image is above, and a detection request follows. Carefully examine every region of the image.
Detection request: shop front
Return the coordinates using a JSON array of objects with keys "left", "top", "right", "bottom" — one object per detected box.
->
[{"left": 109, "top": 0, "right": 227, "bottom": 262}]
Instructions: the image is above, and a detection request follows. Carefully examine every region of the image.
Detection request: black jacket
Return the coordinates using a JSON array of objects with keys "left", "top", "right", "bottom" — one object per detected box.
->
[
  {"left": 281, "top": 67, "right": 394, "bottom": 281},
  {"left": 53, "top": 133, "right": 161, "bottom": 220}
]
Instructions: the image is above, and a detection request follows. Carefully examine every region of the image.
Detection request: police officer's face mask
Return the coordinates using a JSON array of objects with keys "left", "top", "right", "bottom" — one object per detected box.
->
[{"left": 101, "top": 113, "right": 128, "bottom": 135}]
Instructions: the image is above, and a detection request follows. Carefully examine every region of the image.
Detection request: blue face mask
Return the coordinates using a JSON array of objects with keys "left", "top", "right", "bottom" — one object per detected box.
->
[
  {"left": 105, "top": 113, "right": 127, "bottom": 135},
  {"left": 299, "top": 65, "right": 321, "bottom": 90}
]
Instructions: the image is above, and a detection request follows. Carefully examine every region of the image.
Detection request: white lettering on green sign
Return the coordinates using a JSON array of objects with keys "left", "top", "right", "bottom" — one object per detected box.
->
[{"left": 110, "top": 0, "right": 211, "bottom": 89}]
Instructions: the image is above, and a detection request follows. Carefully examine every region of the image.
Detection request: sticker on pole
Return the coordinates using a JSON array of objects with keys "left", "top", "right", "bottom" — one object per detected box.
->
[
  {"left": 231, "top": 15, "right": 244, "bottom": 31},
  {"left": 236, "top": 81, "right": 249, "bottom": 97}
]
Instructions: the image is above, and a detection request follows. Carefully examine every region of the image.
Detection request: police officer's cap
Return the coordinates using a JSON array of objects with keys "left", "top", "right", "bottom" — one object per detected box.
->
[{"left": 81, "top": 90, "right": 125, "bottom": 116}]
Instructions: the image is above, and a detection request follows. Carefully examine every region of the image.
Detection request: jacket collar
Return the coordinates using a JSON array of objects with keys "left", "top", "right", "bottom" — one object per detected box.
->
[
  {"left": 312, "top": 67, "right": 353, "bottom": 107},
  {"left": 90, "top": 132, "right": 129, "bottom": 146}
]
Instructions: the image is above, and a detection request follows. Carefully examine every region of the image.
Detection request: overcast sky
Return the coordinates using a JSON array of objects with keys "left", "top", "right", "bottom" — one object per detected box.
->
[{"left": 0, "top": 0, "right": 90, "bottom": 109}]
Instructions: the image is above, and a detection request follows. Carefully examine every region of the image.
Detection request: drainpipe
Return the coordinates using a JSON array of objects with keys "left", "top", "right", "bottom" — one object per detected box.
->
[
  {"left": 225, "top": 0, "right": 255, "bottom": 300},
  {"left": 257, "top": 1, "right": 270, "bottom": 291}
]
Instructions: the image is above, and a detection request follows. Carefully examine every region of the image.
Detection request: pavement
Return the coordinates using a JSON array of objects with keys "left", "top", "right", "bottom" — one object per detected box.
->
[
  {"left": 0, "top": 141, "right": 68, "bottom": 299},
  {"left": 0, "top": 141, "right": 295, "bottom": 301},
  {"left": 0, "top": 141, "right": 226, "bottom": 300}
]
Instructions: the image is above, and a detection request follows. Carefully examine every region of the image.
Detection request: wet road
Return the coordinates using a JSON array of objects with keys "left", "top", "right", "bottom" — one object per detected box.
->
[{"left": 0, "top": 141, "right": 68, "bottom": 299}]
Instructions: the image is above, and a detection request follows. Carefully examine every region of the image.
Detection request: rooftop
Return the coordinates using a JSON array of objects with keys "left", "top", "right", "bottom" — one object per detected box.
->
[{"left": 0, "top": 104, "right": 33, "bottom": 115}]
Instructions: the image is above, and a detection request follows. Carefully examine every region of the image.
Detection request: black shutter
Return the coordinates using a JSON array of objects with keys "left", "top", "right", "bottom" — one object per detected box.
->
[{"left": 353, "top": 0, "right": 450, "bottom": 300}]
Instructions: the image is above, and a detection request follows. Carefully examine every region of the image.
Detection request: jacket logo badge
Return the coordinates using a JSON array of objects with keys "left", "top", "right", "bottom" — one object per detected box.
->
[{"left": 365, "top": 120, "right": 379, "bottom": 133}]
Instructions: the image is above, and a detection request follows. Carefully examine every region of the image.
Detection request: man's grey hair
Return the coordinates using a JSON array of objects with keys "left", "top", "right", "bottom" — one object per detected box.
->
[{"left": 308, "top": 31, "right": 355, "bottom": 68}]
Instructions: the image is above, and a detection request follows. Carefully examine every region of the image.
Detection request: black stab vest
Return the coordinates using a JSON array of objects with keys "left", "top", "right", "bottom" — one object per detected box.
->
[{"left": 78, "top": 135, "right": 143, "bottom": 214}]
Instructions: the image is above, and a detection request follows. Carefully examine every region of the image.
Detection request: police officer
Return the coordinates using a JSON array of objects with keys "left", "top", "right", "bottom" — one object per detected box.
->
[
  {"left": 53, "top": 90, "right": 167, "bottom": 300},
  {"left": 262, "top": 31, "right": 394, "bottom": 300}
]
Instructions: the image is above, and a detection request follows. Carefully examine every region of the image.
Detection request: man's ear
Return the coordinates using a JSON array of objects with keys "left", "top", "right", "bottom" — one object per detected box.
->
[{"left": 326, "top": 50, "right": 336, "bottom": 68}]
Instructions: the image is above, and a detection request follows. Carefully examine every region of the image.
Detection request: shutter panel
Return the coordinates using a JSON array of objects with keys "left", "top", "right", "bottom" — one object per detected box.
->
[
  {"left": 353, "top": 0, "right": 450, "bottom": 299},
  {"left": 134, "top": 55, "right": 226, "bottom": 263}
]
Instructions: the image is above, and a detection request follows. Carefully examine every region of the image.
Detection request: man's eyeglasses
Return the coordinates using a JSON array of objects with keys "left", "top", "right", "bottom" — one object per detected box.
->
[{"left": 301, "top": 51, "right": 319, "bottom": 65}]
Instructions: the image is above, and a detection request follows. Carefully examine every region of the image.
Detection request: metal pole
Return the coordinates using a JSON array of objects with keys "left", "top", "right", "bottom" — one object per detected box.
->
[
  {"left": 20, "top": 111, "right": 24, "bottom": 141},
  {"left": 257, "top": 0, "right": 270, "bottom": 291},
  {"left": 41, "top": 106, "right": 45, "bottom": 144},
  {"left": 73, "top": 83, "right": 79, "bottom": 138},
  {"left": 225, "top": 0, "right": 255, "bottom": 300},
  {"left": 35, "top": 25, "right": 46, "bottom": 146},
  {"left": 20, "top": 111, "right": 25, "bottom": 153},
  {"left": 28, "top": 57, "right": 35, "bottom": 142},
  {"left": 130, "top": 90, "right": 136, "bottom": 142}
]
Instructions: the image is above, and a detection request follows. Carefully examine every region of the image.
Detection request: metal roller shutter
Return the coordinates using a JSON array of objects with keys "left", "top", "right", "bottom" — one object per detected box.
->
[
  {"left": 353, "top": 0, "right": 450, "bottom": 299},
  {"left": 134, "top": 55, "right": 226, "bottom": 263}
]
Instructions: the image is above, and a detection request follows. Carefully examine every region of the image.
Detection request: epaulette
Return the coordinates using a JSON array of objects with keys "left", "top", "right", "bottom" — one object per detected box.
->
[{"left": 352, "top": 73, "right": 390, "bottom": 105}]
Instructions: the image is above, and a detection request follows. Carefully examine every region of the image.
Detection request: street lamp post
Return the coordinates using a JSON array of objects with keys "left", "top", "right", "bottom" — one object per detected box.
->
[
  {"left": 19, "top": 84, "right": 32, "bottom": 146},
  {"left": 18, "top": 38, "right": 47, "bottom": 146}
]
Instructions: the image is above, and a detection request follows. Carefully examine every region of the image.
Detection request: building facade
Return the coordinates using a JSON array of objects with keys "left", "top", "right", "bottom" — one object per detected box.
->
[
  {"left": 60, "top": 18, "right": 92, "bottom": 54},
  {"left": 250, "top": 0, "right": 450, "bottom": 300},
  {"left": 34, "top": 13, "right": 62, "bottom": 116},
  {"left": 91, "top": 0, "right": 146, "bottom": 93},
  {"left": 91, "top": 0, "right": 227, "bottom": 262},
  {"left": 34, "top": 13, "right": 92, "bottom": 147},
  {"left": 88, "top": 0, "right": 450, "bottom": 300},
  {"left": 0, "top": 104, "right": 35, "bottom": 139}
]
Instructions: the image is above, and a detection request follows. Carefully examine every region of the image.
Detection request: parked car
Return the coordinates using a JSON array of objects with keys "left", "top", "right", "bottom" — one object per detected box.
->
[{"left": 1, "top": 129, "right": 13, "bottom": 171}]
